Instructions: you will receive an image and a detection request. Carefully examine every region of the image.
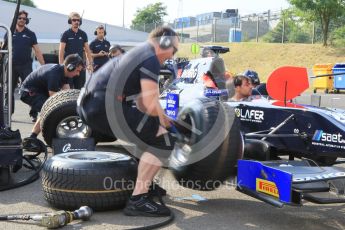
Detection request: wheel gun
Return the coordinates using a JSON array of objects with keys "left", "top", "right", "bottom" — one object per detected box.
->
[{"left": 0, "top": 206, "right": 92, "bottom": 229}]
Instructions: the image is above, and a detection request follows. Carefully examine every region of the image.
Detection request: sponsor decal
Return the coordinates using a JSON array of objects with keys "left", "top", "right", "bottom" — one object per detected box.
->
[
  {"left": 256, "top": 178, "right": 279, "bottom": 198},
  {"left": 235, "top": 108, "right": 264, "bottom": 123},
  {"left": 312, "top": 130, "right": 345, "bottom": 144},
  {"left": 166, "top": 93, "right": 179, "bottom": 120},
  {"left": 293, "top": 172, "right": 345, "bottom": 182},
  {"left": 62, "top": 143, "right": 88, "bottom": 153}
]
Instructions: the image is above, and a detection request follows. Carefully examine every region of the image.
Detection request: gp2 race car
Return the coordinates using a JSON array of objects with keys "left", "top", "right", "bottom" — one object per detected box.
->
[{"left": 160, "top": 54, "right": 345, "bottom": 166}]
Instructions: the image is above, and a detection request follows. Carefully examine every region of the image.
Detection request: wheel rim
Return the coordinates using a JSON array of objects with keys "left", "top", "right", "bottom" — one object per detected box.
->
[
  {"left": 170, "top": 113, "right": 196, "bottom": 167},
  {"left": 56, "top": 116, "right": 91, "bottom": 139}
]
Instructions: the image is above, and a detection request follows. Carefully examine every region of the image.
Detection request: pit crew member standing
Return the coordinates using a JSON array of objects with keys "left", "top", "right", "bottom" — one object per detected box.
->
[
  {"left": 89, "top": 25, "right": 110, "bottom": 71},
  {"left": 78, "top": 26, "right": 179, "bottom": 217},
  {"left": 20, "top": 54, "right": 84, "bottom": 140},
  {"left": 59, "top": 12, "right": 93, "bottom": 89},
  {"left": 10, "top": 10, "right": 45, "bottom": 119}
]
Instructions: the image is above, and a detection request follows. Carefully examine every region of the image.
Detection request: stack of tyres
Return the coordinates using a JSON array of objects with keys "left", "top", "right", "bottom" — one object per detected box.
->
[
  {"left": 332, "top": 63, "right": 345, "bottom": 93},
  {"left": 312, "top": 63, "right": 334, "bottom": 94}
]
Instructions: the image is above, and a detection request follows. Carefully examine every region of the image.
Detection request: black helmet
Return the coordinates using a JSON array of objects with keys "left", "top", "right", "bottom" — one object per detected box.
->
[{"left": 243, "top": 69, "right": 260, "bottom": 85}]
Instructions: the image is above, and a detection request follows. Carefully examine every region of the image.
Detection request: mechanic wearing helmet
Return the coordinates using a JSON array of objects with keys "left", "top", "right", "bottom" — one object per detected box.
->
[
  {"left": 243, "top": 69, "right": 268, "bottom": 96},
  {"left": 108, "top": 44, "right": 125, "bottom": 59},
  {"left": 228, "top": 74, "right": 253, "bottom": 101},
  {"left": 89, "top": 25, "right": 110, "bottom": 71},
  {"left": 20, "top": 54, "right": 84, "bottom": 142},
  {"left": 78, "top": 26, "right": 179, "bottom": 217}
]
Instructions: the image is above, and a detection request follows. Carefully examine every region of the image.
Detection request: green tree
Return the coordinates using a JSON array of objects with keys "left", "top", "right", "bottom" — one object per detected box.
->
[
  {"left": 263, "top": 9, "right": 311, "bottom": 43},
  {"left": 3, "top": 0, "right": 36, "bottom": 7},
  {"left": 289, "top": 0, "right": 345, "bottom": 46},
  {"left": 131, "top": 2, "right": 167, "bottom": 31}
]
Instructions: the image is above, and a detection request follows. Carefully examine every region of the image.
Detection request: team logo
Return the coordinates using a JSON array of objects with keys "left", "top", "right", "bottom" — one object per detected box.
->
[
  {"left": 256, "top": 178, "right": 279, "bottom": 198},
  {"left": 312, "top": 130, "right": 345, "bottom": 144},
  {"left": 62, "top": 143, "right": 87, "bottom": 153},
  {"left": 235, "top": 108, "right": 264, "bottom": 123}
]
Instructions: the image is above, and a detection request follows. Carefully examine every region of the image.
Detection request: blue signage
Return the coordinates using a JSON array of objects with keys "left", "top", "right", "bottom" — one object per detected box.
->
[{"left": 166, "top": 93, "right": 179, "bottom": 120}]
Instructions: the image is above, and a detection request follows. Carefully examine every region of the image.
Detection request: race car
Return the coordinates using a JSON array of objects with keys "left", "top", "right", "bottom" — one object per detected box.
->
[{"left": 160, "top": 55, "right": 345, "bottom": 166}]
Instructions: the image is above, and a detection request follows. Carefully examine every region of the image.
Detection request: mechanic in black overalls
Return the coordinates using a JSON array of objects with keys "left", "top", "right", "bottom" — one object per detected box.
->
[
  {"left": 78, "top": 26, "right": 179, "bottom": 217},
  {"left": 20, "top": 54, "right": 84, "bottom": 140},
  {"left": 89, "top": 25, "right": 110, "bottom": 72},
  {"left": 9, "top": 10, "right": 45, "bottom": 121},
  {"left": 59, "top": 12, "right": 93, "bottom": 89}
]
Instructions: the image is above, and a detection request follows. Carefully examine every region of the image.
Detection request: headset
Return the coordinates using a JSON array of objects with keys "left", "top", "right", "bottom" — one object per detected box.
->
[
  {"left": 94, "top": 25, "right": 107, "bottom": 36},
  {"left": 24, "top": 17, "right": 30, "bottom": 25},
  {"left": 68, "top": 17, "right": 83, "bottom": 25},
  {"left": 66, "top": 54, "right": 84, "bottom": 72},
  {"left": 159, "top": 30, "right": 175, "bottom": 49}
]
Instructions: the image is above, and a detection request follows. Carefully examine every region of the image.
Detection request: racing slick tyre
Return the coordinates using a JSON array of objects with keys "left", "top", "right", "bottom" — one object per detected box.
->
[
  {"left": 40, "top": 90, "right": 115, "bottom": 146},
  {"left": 42, "top": 151, "right": 138, "bottom": 211},
  {"left": 170, "top": 98, "right": 243, "bottom": 191}
]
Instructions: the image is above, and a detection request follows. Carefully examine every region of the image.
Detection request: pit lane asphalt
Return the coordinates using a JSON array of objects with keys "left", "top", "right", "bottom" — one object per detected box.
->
[{"left": 1, "top": 95, "right": 345, "bottom": 230}]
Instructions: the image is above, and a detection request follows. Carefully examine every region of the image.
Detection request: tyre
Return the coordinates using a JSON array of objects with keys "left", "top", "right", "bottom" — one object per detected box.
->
[
  {"left": 40, "top": 90, "right": 115, "bottom": 146},
  {"left": 243, "top": 139, "right": 271, "bottom": 161},
  {"left": 42, "top": 151, "right": 138, "bottom": 211},
  {"left": 170, "top": 98, "right": 243, "bottom": 191}
]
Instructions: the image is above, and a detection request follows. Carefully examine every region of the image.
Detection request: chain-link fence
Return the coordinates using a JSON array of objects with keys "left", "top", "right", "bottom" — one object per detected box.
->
[{"left": 131, "top": 9, "right": 327, "bottom": 44}]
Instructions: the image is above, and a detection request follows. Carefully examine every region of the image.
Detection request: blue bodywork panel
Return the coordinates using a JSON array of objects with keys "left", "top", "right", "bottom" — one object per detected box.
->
[{"left": 238, "top": 160, "right": 293, "bottom": 204}]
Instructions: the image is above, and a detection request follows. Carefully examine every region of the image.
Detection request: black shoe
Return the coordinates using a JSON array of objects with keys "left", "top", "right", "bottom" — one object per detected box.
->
[
  {"left": 124, "top": 194, "right": 171, "bottom": 217},
  {"left": 149, "top": 183, "right": 167, "bottom": 197}
]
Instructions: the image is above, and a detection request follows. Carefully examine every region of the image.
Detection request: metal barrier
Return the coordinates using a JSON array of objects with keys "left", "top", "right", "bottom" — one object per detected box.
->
[{"left": 0, "top": 23, "right": 12, "bottom": 128}]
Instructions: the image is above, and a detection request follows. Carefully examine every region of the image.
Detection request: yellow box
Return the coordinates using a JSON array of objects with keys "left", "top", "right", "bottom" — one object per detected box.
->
[{"left": 312, "top": 63, "right": 334, "bottom": 93}]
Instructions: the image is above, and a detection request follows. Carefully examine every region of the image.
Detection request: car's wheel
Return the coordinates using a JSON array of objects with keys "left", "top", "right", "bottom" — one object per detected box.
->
[
  {"left": 170, "top": 98, "right": 243, "bottom": 191},
  {"left": 42, "top": 151, "right": 137, "bottom": 211},
  {"left": 40, "top": 90, "right": 89, "bottom": 146},
  {"left": 40, "top": 90, "right": 116, "bottom": 146}
]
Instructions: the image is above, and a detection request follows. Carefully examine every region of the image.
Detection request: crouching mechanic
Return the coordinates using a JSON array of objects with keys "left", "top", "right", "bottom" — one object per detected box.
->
[
  {"left": 20, "top": 54, "right": 84, "bottom": 141},
  {"left": 78, "top": 26, "right": 179, "bottom": 217}
]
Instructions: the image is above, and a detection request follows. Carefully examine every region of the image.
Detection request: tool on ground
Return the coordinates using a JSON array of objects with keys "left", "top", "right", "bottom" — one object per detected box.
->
[{"left": 0, "top": 206, "right": 93, "bottom": 229}]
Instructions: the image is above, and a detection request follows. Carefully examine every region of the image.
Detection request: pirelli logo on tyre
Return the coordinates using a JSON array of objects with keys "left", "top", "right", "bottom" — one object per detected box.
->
[{"left": 256, "top": 178, "right": 279, "bottom": 198}]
